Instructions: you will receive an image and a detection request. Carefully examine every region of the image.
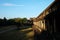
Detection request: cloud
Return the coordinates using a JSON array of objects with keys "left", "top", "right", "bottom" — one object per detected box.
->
[{"left": 2, "top": 3, "right": 24, "bottom": 6}]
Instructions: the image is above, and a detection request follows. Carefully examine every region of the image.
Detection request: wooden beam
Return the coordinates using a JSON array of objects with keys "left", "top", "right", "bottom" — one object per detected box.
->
[{"left": 55, "top": 0, "right": 60, "bottom": 2}]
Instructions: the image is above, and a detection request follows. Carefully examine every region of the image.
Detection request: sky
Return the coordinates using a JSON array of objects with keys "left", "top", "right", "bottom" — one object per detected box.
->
[{"left": 0, "top": 0, "right": 54, "bottom": 19}]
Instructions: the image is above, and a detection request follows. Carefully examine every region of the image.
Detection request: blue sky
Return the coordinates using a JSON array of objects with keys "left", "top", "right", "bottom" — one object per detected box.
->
[{"left": 0, "top": 0, "right": 54, "bottom": 19}]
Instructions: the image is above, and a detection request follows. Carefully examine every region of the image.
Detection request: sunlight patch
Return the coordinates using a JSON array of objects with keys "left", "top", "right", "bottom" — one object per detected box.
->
[{"left": 20, "top": 28, "right": 32, "bottom": 32}]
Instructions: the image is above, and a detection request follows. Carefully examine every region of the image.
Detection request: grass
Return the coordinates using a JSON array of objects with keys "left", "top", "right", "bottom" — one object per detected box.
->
[
  {"left": 0, "top": 27, "right": 34, "bottom": 40},
  {"left": 0, "top": 25, "right": 17, "bottom": 31}
]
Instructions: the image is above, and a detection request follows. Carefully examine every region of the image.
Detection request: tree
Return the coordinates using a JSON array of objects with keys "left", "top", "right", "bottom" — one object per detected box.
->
[
  {"left": 22, "top": 18, "right": 27, "bottom": 23},
  {"left": 8, "top": 19, "right": 15, "bottom": 25},
  {"left": 3, "top": 17, "right": 7, "bottom": 26},
  {"left": 4, "top": 17, "right": 7, "bottom": 21},
  {"left": 0, "top": 18, "right": 3, "bottom": 26}
]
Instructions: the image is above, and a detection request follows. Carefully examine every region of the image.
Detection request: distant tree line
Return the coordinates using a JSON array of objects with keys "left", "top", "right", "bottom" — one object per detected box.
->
[{"left": 0, "top": 17, "right": 33, "bottom": 27}]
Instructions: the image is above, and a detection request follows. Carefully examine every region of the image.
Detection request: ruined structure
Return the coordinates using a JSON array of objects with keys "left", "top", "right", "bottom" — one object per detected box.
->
[{"left": 33, "top": 0, "right": 60, "bottom": 37}]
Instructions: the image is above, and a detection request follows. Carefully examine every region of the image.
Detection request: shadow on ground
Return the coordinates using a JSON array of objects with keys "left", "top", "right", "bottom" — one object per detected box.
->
[{"left": 0, "top": 28, "right": 34, "bottom": 40}]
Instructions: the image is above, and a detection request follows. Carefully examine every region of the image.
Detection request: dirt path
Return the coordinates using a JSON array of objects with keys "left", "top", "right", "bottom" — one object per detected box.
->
[{"left": 0, "top": 27, "right": 34, "bottom": 40}]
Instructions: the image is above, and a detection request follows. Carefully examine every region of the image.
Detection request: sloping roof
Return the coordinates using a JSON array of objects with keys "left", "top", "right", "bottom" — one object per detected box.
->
[
  {"left": 37, "top": 1, "right": 55, "bottom": 18},
  {"left": 36, "top": 1, "right": 56, "bottom": 21}
]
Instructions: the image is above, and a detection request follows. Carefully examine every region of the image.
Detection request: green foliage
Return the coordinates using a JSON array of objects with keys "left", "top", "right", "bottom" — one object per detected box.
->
[
  {"left": 3, "top": 17, "right": 7, "bottom": 21},
  {"left": 22, "top": 18, "right": 27, "bottom": 23},
  {"left": 0, "top": 17, "right": 33, "bottom": 27}
]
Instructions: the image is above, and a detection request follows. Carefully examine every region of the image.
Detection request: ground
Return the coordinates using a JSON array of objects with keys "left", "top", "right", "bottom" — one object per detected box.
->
[{"left": 0, "top": 26, "right": 34, "bottom": 40}]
